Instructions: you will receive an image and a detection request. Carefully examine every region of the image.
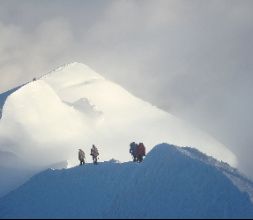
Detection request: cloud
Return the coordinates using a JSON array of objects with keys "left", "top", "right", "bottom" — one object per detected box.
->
[{"left": 0, "top": 17, "right": 75, "bottom": 93}]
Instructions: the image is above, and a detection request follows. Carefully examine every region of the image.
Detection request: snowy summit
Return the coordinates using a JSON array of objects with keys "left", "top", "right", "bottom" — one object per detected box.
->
[{"left": 0, "top": 62, "right": 237, "bottom": 168}]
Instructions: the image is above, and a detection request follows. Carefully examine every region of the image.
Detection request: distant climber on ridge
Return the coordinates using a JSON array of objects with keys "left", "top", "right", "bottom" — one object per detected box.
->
[
  {"left": 136, "top": 142, "right": 146, "bottom": 162},
  {"left": 90, "top": 145, "right": 99, "bottom": 165},
  {"left": 129, "top": 141, "right": 138, "bottom": 162},
  {"left": 78, "top": 149, "right": 85, "bottom": 165}
]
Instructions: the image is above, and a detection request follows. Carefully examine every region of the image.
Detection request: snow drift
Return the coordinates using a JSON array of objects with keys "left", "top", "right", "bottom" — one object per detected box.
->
[
  {"left": 0, "top": 144, "right": 252, "bottom": 219},
  {"left": 0, "top": 62, "right": 237, "bottom": 168}
]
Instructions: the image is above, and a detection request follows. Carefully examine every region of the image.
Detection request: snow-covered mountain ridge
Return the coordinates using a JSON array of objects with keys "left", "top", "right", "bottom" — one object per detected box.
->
[
  {"left": 0, "top": 144, "right": 252, "bottom": 219},
  {"left": 179, "top": 146, "right": 253, "bottom": 203}
]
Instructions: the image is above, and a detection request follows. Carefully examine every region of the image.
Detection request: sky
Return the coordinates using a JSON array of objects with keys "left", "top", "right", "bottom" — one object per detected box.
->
[{"left": 0, "top": 0, "right": 253, "bottom": 177}]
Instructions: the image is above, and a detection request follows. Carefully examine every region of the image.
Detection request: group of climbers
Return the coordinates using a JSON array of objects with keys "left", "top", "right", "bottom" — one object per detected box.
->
[
  {"left": 78, "top": 142, "right": 146, "bottom": 165},
  {"left": 78, "top": 144, "right": 99, "bottom": 165},
  {"left": 129, "top": 142, "right": 146, "bottom": 162}
]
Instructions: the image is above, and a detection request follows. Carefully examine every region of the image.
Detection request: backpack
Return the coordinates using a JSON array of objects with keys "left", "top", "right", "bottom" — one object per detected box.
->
[{"left": 139, "top": 143, "right": 146, "bottom": 156}]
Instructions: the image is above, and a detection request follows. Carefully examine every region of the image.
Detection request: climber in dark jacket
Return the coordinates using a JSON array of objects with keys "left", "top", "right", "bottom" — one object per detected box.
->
[{"left": 129, "top": 142, "right": 138, "bottom": 162}]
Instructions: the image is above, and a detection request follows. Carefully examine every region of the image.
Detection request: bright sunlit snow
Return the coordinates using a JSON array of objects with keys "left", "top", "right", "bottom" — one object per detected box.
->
[{"left": 0, "top": 62, "right": 237, "bottom": 168}]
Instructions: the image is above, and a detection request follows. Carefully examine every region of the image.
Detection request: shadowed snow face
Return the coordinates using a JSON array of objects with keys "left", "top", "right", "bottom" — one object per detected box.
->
[{"left": 0, "top": 144, "right": 252, "bottom": 219}]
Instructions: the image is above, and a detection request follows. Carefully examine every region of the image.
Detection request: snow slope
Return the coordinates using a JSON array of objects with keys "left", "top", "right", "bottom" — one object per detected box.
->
[
  {"left": 0, "top": 151, "right": 34, "bottom": 198},
  {"left": 0, "top": 62, "right": 237, "bottom": 169},
  {"left": 0, "top": 85, "right": 23, "bottom": 119},
  {"left": 0, "top": 150, "right": 68, "bottom": 198},
  {"left": 179, "top": 147, "right": 253, "bottom": 204},
  {"left": 0, "top": 144, "right": 252, "bottom": 219}
]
